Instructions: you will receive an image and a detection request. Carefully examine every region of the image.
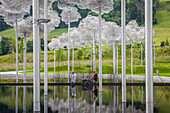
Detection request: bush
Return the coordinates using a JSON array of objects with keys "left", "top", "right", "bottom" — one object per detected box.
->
[{"left": 160, "top": 41, "right": 165, "bottom": 47}]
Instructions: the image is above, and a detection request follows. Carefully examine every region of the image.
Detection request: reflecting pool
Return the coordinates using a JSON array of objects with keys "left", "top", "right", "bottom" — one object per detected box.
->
[{"left": 0, "top": 83, "right": 170, "bottom": 113}]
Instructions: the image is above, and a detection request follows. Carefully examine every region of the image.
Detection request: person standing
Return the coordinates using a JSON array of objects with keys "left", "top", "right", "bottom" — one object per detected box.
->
[
  {"left": 71, "top": 71, "right": 76, "bottom": 86},
  {"left": 92, "top": 70, "right": 98, "bottom": 86}
]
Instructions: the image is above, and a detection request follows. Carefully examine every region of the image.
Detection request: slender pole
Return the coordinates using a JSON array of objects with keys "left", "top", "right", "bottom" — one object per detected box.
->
[
  {"left": 93, "top": 31, "right": 96, "bottom": 71},
  {"left": 141, "top": 43, "right": 143, "bottom": 66},
  {"left": 116, "top": 44, "right": 119, "bottom": 107},
  {"left": 121, "top": 0, "right": 126, "bottom": 104},
  {"left": 54, "top": 50, "right": 56, "bottom": 83},
  {"left": 44, "top": 0, "right": 48, "bottom": 112},
  {"left": 68, "top": 15, "right": 70, "bottom": 83},
  {"left": 99, "top": 1, "right": 102, "bottom": 113},
  {"left": 131, "top": 43, "right": 133, "bottom": 110},
  {"left": 91, "top": 44, "right": 92, "bottom": 72},
  {"left": 33, "top": 0, "right": 40, "bottom": 112},
  {"left": 117, "top": 44, "right": 118, "bottom": 75},
  {"left": 15, "top": 19, "right": 18, "bottom": 83},
  {"left": 23, "top": 35, "right": 27, "bottom": 83},
  {"left": 145, "top": 0, "right": 153, "bottom": 112},
  {"left": 72, "top": 42, "right": 74, "bottom": 71},
  {"left": 99, "top": 0, "right": 102, "bottom": 92},
  {"left": 141, "top": 43, "right": 144, "bottom": 104},
  {"left": 113, "top": 41, "right": 116, "bottom": 83},
  {"left": 154, "top": 42, "right": 155, "bottom": 67}
]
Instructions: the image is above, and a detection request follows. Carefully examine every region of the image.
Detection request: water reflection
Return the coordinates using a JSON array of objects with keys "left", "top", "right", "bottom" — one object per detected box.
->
[{"left": 0, "top": 85, "right": 169, "bottom": 113}]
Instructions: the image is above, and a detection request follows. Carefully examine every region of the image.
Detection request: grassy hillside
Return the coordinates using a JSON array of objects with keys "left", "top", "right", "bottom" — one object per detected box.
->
[
  {"left": 154, "top": 0, "right": 170, "bottom": 28},
  {"left": 0, "top": 28, "right": 67, "bottom": 40}
]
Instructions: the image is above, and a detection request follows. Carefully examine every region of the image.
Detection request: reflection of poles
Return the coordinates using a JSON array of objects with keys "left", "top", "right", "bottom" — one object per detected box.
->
[
  {"left": 131, "top": 43, "right": 133, "bottom": 112},
  {"left": 44, "top": 94, "right": 48, "bottom": 113},
  {"left": 99, "top": 91, "right": 102, "bottom": 113},
  {"left": 54, "top": 50, "right": 56, "bottom": 83},
  {"left": 145, "top": 0, "right": 153, "bottom": 112},
  {"left": 15, "top": 19, "right": 18, "bottom": 83},
  {"left": 23, "top": 86, "right": 26, "bottom": 113},
  {"left": 116, "top": 44, "right": 119, "bottom": 107},
  {"left": 68, "top": 86, "right": 70, "bottom": 113},
  {"left": 154, "top": 42, "right": 155, "bottom": 67},
  {"left": 16, "top": 86, "right": 18, "bottom": 113},
  {"left": 93, "top": 31, "right": 96, "bottom": 71},
  {"left": 113, "top": 86, "right": 116, "bottom": 113},
  {"left": 121, "top": 0, "right": 126, "bottom": 105},
  {"left": 93, "top": 100, "right": 96, "bottom": 113},
  {"left": 113, "top": 41, "right": 116, "bottom": 83},
  {"left": 33, "top": 0, "right": 40, "bottom": 112},
  {"left": 23, "top": 34, "right": 27, "bottom": 83},
  {"left": 154, "top": 86, "right": 156, "bottom": 107}
]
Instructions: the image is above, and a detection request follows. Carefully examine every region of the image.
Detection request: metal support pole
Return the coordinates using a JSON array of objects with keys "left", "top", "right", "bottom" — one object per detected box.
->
[
  {"left": 91, "top": 44, "right": 93, "bottom": 72},
  {"left": 23, "top": 35, "right": 27, "bottom": 83},
  {"left": 99, "top": 0, "right": 102, "bottom": 92},
  {"left": 113, "top": 41, "right": 116, "bottom": 83},
  {"left": 68, "top": 20, "right": 70, "bottom": 83},
  {"left": 72, "top": 42, "right": 74, "bottom": 71},
  {"left": 93, "top": 31, "right": 96, "bottom": 71},
  {"left": 145, "top": 0, "right": 153, "bottom": 112},
  {"left": 99, "top": 1, "right": 102, "bottom": 113},
  {"left": 154, "top": 42, "right": 155, "bottom": 67},
  {"left": 44, "top": 0, "right": 48, "bottom": 96},
  {"left": 116, "top": 44, "right": 119, "bottom": 107},
  {"left": 121, "top": 0, "right": 126, "bottom": 105},
  {"left": 141, "top": 43, "right": 144, "bottom": 104},
  {"left": 33, "top": 0, "right": 40, "bottom": 112},
  {"left": 131, "top": 43, "right": 133, "bottom": 109},
  {"left": 117, "top": 44, "right": 118, "bottom": 75},
  {"left": 15, "top": 19, "right": 18, "bottom": 83},
  {"left": 54, "top": 50, "right": 56, "bottom": 83},
  {"left": 141, "top": 43, "right": 143, "bottom": 66},
  {"left": 44, "top": 0, "right": 48, "bottom": 112}
]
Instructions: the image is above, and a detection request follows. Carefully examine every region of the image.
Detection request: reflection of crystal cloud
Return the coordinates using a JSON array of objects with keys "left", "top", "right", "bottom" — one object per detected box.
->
[{"left": 48, "top": 98, "right": 145, "bottom": 113}]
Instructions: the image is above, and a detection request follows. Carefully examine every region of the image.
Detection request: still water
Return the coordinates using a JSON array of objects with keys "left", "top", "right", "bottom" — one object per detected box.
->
[{"left": 0, "top": 84, "right": 170, "bottom": 113}]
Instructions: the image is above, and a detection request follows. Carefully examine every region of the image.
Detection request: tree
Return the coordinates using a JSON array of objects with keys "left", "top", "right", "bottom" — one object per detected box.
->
[
  {"left": 165, "top": 39, "right": 169, "bottom": 46},
  {"left": 77, "top": 49, "right": 83, "bottom": 60}
]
